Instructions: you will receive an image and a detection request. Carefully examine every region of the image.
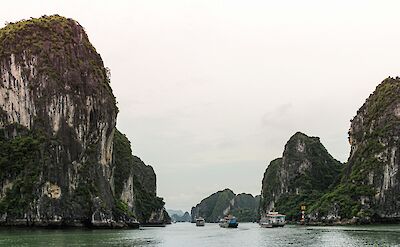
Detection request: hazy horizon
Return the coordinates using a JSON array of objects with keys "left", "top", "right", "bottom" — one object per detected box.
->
[{"left": 2, "top": 0, "right": 400, "bottom": 212}]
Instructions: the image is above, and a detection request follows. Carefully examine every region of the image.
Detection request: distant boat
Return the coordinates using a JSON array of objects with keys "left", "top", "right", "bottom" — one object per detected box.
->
[
  {"left": 195, "top": 217, "right": 205, "bottom": 226},
  {"left": 219, "top": 215, "right": 238, "bottom": 228},
  {"left": 259, "top": 212, "right": 286, "bottom": 228}
]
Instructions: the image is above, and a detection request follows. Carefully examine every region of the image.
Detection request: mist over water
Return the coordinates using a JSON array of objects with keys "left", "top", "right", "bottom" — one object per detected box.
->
[{"left": 1, "top": 223, "right": 399, "bottom": 247}]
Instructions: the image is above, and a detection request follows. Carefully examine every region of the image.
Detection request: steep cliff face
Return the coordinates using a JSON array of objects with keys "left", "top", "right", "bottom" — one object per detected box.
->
[
  {"left": 113, "top": 129, "right": 170, "bottom": 224},
  {"left": 191, "top": 189, "right": 259, "bottom": 222},
  {"left": 346, "top": 77, "right": 400, "bottom": 220},
  {"left": 311, "top": 78, "right": 400, "bottom": 222},
  {"left": 260, "top": 132, "right": 342, "bottom": 220},
  {"left": 0, "top": 15, "right": 117, "bottom": 227},
  {"left": 0, "top": 15, "right": 167, "bottom": 227},
  {"left": 260, "top": 158, "right": 282, "bottom": 214}
]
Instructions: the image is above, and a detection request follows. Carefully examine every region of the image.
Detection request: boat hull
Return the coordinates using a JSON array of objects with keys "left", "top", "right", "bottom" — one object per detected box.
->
[
  {"left": 195, "top": 218, "right": 205, "bottom": 226},
  {"left": 260, "top": 223, "right": 285, "bottom": 228},
  {"left": 140, "top": 223, "right": 166, "bottom": 227},
  {"left": 219, "top": 215, "right": 239, "bottom": 228},
  {"left": 259, "top": 212, "right": 286, "bottom": 228},
  {"left": 127, "top": 222, "right": 140, "bottom": 229},
  {"left": 219, "top": 222, "right": 238, "bottom": 228}
]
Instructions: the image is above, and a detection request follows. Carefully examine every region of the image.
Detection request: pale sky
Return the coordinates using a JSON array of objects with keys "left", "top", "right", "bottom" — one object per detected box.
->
[{"left": 2, "top": 0, "right": 400, "bottom": 212}]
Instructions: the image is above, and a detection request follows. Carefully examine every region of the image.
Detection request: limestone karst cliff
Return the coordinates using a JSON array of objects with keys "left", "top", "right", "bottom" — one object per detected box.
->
[
  {"left": 310, "top": 77, "right": 400, "bottom": 222},
  {"left": 260, "top": 132, "right": 342, "bottom": 220},
  {"left": 191, "top": 189, "right": 260, "bottom": 222},
  {"left": 0, "top": 15, "right": 168, "bottom": 227},
  {"left": 261, "top": 78, "right": 400, "bottom": 224}
]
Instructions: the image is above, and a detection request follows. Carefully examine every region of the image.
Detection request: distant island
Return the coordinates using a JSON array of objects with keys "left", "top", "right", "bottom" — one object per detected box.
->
[
  {"left": 167, "top": 210, "right": 191, "bottom": 222},
  {"left": 191, "top": 189, "right": 260, "bottom": 222}
]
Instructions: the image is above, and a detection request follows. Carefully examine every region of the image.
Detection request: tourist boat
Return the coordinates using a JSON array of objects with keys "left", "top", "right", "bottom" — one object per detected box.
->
[
  {"left": 259, "top": 212, "right": 286, "bottom": 228},
  {"left": 195, "top": 217, "right": 205, "bottom": 226},
  {"left": 219, "top": 215, "right": 238, "bottom": 228}
]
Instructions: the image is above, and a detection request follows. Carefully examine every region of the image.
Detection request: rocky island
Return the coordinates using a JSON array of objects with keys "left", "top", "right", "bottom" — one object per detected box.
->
[
  {"left": 0, "top": 14, "right": 398, "bottom": 230},
  {"left": 260, "top": 77, "right": 400, "bottom": 224},
  {"left": 191, "top": 189, "right": 260, "bottom": 222},
  {"left": 0, "top": 15, "right": 169, "bottom": 228},
  {"left": 260, "top": 132, "right": 342, "bottom": 221},
  {"left": 169, "top": 211, "right": 191, "bottom": 222},
  {"left": 309, "top": 77, "right": 400, "bottom": 224}
]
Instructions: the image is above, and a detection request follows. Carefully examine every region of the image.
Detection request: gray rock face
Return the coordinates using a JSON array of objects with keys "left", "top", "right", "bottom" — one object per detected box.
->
[
  {"left": 0, "top": 15, "right": 117, "bottom": 227},
  {"left": 260, "top": 158, "right": 283, "bottom": 214},
  {"left": 307, "top": 78, "right": 400, "bottom": 223},
  {"left": 344, "top": 77, "right": 400, "bottom": 220},
  {"left": 0, "top": 15, "right": 167, "bottom": 227}
]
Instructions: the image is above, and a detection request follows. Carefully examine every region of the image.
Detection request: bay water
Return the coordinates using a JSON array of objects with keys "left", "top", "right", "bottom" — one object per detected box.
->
[{"left": 1, "top": 223, "right": 399, "bottom": 246}]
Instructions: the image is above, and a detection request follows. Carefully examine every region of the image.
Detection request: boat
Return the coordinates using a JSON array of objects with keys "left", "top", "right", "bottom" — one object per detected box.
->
[
  {"left": 259, "top": 212, "right": 286, "bottom": 228},
  {"left": 195, "top": 217, "right": 205, "bottom": 226},
  {"left": 126, "top": 218, "right": 140, "bottom": 229},
  {"left": 219, "top": 215, "right": 238, "bottom": 228},
  {"left": 140, "top": 223, "right": 166, "bottom": 227},
  {"left": 140, "top": 221, "right": 166, "bottom": 227}
]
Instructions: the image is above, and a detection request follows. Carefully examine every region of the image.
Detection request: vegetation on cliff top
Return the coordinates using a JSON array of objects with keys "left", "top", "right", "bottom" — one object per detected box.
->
[
  {"left": 0, "top": 15, "right": 114, "bottom": 98},
  {"left": 0, "top": 15, "right": 87, "bottom": 56},
  {"left": 356, "top": 77, "right": 400, "bottom": 129}
]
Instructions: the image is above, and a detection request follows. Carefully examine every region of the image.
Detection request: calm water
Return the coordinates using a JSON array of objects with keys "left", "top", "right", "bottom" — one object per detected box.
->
[{"left": 1, "top": 223, "right": 400, "bottom": 247}]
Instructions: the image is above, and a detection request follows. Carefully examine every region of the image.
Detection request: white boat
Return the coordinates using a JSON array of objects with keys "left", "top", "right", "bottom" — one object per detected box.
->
[
  {"left": 259, "top": 212, "right": 286, "bottom": 228},
  {"left": 195, "top": 217, "right": 205, "bottom": 226},
  {"left": 219, "top": 215, "right": 238, "bottom": 228}
]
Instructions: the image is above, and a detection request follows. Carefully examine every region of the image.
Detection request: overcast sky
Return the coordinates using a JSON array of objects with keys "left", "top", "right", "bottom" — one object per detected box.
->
[{"left": 2, "top": 0, "right": 400, "bottom": 212}]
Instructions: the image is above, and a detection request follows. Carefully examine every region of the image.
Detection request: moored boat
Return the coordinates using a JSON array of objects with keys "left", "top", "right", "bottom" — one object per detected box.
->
[
  {"left": 219, "top": 215, "right": 238, "bottom": 228},
  {"left": 140, "top": 222, "right": 166, "bottom": 227},
  {"left": 127, "top": 218, "right": 140, "bottom": 229},
  {"left": 195, "top": 217, "right": 205, "bottom": 226},
  {"left": 259, "top": 212, "right": 286, "bottom": 228}
]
